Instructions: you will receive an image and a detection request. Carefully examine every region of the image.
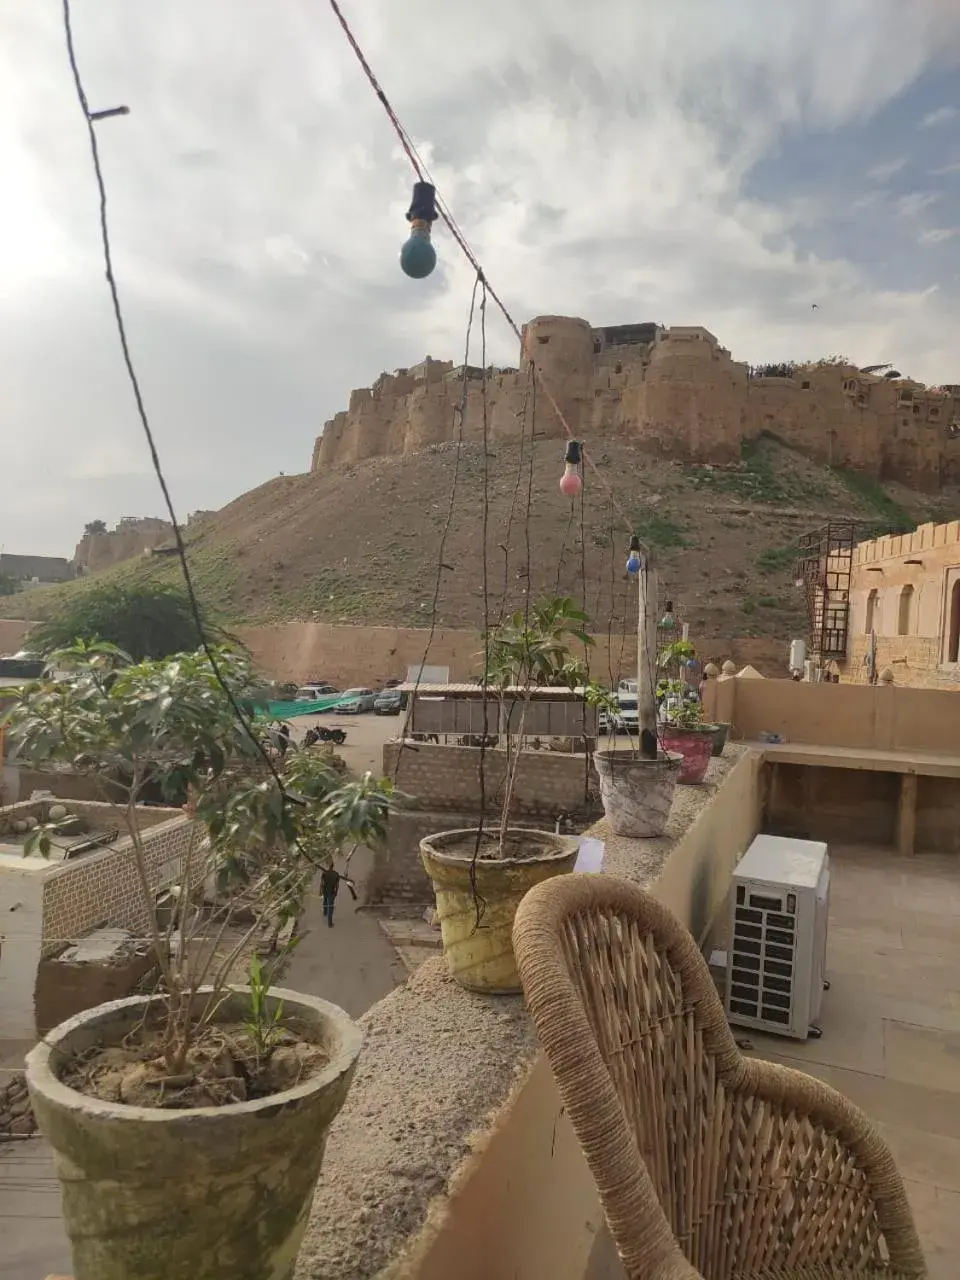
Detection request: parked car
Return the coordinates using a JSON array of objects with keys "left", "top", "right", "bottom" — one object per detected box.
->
[
  {"left": 334, "top": 688, "right": 377, "bottom": 714},
  {"left": 374, "top": 688, "right": 408, "bottom": 715},
  {"left": 295, "top": 683, "right": 339, "bottom": 701}
]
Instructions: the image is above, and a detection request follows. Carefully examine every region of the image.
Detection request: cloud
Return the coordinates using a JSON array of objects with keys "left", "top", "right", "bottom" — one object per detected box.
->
[
  {"left": 931, "top": 160, "right": 960, "bottom": 174},
  {"left": 1, "top": 0, "right": 960, "bottom": 556},
  {"left": 919, "top": 227, "right": 960, "bottom": 243},
  {"left": 867, "top": 157, "right": 907, "bottom": 181},
  {"left": 896, "top": 191, "right": 940, "bottom": 217},
  {"left": 919, "top": 105, "right": 959, "bottom": 127}
]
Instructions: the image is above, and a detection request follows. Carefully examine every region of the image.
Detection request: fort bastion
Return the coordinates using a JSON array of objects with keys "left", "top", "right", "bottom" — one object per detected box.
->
[{"left": 312, "top": 316, "right": 960, "bottom": 492}]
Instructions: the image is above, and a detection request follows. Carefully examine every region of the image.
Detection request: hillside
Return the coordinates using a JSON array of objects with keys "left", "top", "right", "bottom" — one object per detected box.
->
[{"left": 6, "top": 435, "right": 958, "bottom": 643}]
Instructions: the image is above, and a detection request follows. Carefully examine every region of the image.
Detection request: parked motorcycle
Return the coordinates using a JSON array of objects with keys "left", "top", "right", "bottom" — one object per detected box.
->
[{"left": 304, "top": 725, "right": 347, "bottom": 747}]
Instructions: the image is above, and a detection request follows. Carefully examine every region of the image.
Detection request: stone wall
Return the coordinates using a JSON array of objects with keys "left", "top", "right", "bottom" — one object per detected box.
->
[
  {"left": 842, "top": 518, "right": 960, "bottom": 688},
  {"left": 237, "top": 620, "right": 786, "bottom": 687},
  {"left": 384, "top": 741, "right": 599, "bottom": 817},
  {"left": 73, "top": 517, "right": 173, "bottom": 574},
  {"left": 311, "top": 316, "right": 960, "bottom": 490},
  {"left": 370, "top": 742, "right": 600, "bottom": 906},
  {"left": 40, "top": 809, "right": 198, "bottom": 955}
]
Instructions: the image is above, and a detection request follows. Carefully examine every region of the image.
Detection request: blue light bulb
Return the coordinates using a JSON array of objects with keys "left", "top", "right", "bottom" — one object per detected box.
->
[
  {"left": 626, "top": 554, "right": 641, "bottom": 575},
  {"left": 400, "top": 224, "right": 436, "bottom": 279}
]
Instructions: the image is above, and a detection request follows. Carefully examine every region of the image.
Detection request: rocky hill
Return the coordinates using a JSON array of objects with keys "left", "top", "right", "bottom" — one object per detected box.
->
[{"left": 6, "top": 434, "right": 958, "bottom": 651}]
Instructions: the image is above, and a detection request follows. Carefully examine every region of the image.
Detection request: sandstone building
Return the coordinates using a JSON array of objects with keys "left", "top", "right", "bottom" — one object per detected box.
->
[
  {"left": 312, "top": 316, "right": 960, "bottom": 493},
  {"left": 839, "top": 518, "right": 960, "bottom": 689}
]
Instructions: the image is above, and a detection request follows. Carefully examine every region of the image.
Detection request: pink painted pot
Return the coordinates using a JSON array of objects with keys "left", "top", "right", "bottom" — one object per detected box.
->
[{"left": 659, "top": 726, "right": 715, "bottom": 784}]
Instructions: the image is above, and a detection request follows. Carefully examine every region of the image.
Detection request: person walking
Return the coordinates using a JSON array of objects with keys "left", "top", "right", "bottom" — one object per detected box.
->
[{"left": 319, "top": 864, "right": 357, "bottom": 927}]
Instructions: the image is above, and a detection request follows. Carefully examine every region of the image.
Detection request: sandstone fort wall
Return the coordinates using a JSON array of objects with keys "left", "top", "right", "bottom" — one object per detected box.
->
[{"left": 312, "top": 316, "right": 960, "bottom": 492}]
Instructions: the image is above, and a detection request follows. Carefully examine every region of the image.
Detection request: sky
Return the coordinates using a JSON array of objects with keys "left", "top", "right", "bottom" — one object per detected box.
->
[{"left": 1, "top": 1, "right": 959, "bottom": 557}]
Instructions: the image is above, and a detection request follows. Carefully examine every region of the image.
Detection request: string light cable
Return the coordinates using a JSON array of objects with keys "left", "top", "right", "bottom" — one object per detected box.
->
[{"left": 60, "top": 0, "right": 304, "bottom": 821}]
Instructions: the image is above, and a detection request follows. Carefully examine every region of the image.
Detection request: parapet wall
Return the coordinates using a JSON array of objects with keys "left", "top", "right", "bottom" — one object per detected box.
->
[
  {"left": 312, "top": 317, "right": 960, "bottom": 491},
  {"left": 73, "top": 517, "right": 174, "bottom": 574}
]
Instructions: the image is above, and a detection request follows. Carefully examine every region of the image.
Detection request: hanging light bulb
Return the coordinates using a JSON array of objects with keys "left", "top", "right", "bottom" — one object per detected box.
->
[
  {"left": 400, "top": 181, "right": 438, "bottom": 279},
  {"left": 660, "top": 600, "right": 676, "bottom": 630},
  {"left": 560, "top": 440, "right": 583, "bottom": 497},
  {"left": 626, "top": 534, "right": 642, "bottom": 576}
]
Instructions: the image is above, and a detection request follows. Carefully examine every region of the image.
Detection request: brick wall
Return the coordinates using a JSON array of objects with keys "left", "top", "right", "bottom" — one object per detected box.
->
[
  {"left": 383, "top": 741, "right": 600, "bottom": 818},
  {"left": 370, "top": 742, "right": 599, "bottom": 906},
  {"left": 41, "top": 811, "right": 199, "bottom": 954}
]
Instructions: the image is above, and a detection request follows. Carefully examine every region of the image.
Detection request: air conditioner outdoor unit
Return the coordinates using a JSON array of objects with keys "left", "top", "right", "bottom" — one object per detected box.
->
[{"left": 725, "top": 834, "right": 830, "bottom": 1040}]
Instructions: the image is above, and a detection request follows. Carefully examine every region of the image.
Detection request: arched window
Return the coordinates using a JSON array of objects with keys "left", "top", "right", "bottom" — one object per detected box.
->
[
  {"left": 948, "top": 580, "right": 960, "bottom": 663},
  {"left": 897, "top": 585, "right": 914, "bottom": 636},
  {"left": 864, "top": 589, "right": 878, "bottom": 635}
]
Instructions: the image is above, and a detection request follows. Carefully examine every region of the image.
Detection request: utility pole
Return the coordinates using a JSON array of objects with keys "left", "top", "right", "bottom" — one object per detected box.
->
[{"left": 628, "top": 536, "right": 659, "bottom": 760}]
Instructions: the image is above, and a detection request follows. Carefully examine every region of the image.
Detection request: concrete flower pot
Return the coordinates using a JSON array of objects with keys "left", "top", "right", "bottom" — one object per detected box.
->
[
  {"left": 593, "top": 748, "right": 682, "bottom": 838},
  {"left": 659, "top": 725, "right": 716, "bottom": 784},
  {"left": 25, "top": 987, "right": 362, "bottom": 1280},
  {"left": 420, "top": 828, "right": 578, "bottom": 995}
]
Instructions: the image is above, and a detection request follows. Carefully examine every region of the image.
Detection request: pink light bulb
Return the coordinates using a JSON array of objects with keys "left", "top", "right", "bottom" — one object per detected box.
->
[{"left": 560, "top": 465, "right": 582, "bottom": 497}]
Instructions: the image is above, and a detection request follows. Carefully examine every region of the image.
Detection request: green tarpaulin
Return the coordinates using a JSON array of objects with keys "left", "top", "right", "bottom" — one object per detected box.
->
[{"left": 264, "top": 695, "right": 359, "bottom": 719}]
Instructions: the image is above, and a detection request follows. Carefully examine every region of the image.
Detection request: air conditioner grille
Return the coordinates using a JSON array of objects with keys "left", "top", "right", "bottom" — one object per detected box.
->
[{"left": 730, "top": 893, "right": 797, "bottom": 1021}]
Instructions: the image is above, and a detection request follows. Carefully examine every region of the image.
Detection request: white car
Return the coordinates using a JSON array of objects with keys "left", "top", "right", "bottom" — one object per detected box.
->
[
  {"left": 295, "top": 684, "right": 338, "bottom": 701},
  {"left": 334, "top": 688, "right": 377, "bottom": 714}
]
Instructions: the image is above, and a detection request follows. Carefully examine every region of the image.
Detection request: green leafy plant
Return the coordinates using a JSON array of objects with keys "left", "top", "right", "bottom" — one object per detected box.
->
[
  {"left": 484, "top": 596, "right": 593, "bottom": 855},
  {"left": 2, "top": 642, "right": 392, "bottom": 1079},
  {"left": 27, "top": 581, "right": 219, "bottom": 661},
  {"left": 244, "top": 954, "right": 287, "bottom": 1069}
]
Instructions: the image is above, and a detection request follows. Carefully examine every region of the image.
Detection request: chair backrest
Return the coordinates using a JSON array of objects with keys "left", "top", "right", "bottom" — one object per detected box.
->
[
  {"left": 514, "top": 874, "right": 925, "bottom": 1280},
  {"left": 514, "top": 874, "right": 739, "bottom": 1278}
]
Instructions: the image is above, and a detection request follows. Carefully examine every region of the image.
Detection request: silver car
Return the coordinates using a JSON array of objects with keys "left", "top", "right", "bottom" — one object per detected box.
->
[{"left": 334, "top": 687, "right": 377, "bottom": 714}]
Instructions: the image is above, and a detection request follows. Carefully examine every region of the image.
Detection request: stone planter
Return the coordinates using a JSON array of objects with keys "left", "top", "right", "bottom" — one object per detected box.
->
[
  {"left": 593, "top": 749, "right": 682, "bottom": 838},
  {"left": 420, "top": 828, "right": 578, "bottom": 995},
  {"left": 659, "top": 725, "right": 716, "bottom": 784},
  {"left": 25, "top": 987, "right": 362, "bottom": 1280},
  {"left": 711, "top": 722, "right": 731, "bottom": 758}
]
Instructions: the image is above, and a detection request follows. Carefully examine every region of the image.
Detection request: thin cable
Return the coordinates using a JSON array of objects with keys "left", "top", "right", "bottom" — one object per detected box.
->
[
  {"left": 394, "top": 271, "right": 482, "bottom": 776},
  {"left": 471, "top": 282, "right": 492, "bottom": 927},
  {"left": 61, "top": 0, "right": 296, "bottom": 808},
  {"left": 496, "top": 365, "right": 533, "bottom": 628},
  {"left": 327, "top": 0, "right": 643, "bottom": 550}
]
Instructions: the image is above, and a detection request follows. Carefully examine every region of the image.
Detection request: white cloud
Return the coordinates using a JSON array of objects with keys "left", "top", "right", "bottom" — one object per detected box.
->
[
  {"left": 919, "top": 227, "right": 960, "bottom": 244},
  {"left": 867, "top": 158, "right": 907, "bottom": 181},
  {"left": 919, "top": 105, "right": 959, "bottom": 127},
  {"left": 896, "top": 191, "right": 940, "bottom": 217},
  {"left": 1, "top": 0, "right": 960, "bottom": 554},
  {"left": 931, "top": 160, "right": 960, "bottom": 174}
]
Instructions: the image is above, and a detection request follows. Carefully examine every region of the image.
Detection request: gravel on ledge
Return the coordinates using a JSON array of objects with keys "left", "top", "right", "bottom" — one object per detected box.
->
[{"left": 295, "top": 745, "right": 748, "bottom": 1279}]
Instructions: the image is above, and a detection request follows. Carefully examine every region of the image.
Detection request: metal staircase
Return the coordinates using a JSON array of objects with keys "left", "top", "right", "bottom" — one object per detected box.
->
[{"left": 795, "top": 522, "right": 862, "bottom": 661}]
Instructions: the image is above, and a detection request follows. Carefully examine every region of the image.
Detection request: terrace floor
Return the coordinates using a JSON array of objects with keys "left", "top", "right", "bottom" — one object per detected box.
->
[{"left": 746, "top": 845, "right": 960, "bottom": 1280}]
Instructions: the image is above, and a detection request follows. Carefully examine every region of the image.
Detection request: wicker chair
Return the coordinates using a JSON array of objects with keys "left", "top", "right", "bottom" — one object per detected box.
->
[{"left": 512, "top": 874, "right": 926, "bottom": 1280}]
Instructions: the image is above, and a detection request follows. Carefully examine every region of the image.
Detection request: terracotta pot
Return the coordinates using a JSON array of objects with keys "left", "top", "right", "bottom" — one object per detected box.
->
[
  {"left": 593, "top": 749, "right": 682, "bottom": 837},
  {"left": 659, "top": 725, "right": 715, "bottom": 784},
  {"left": 26, "top": 988, "right": 362, "bottom": 1280},
  {"left": 420, "top": 828, "right": 578, "bottom": 994}
]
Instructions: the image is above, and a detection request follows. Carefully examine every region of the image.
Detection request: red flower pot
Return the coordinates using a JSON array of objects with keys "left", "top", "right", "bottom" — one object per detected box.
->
[{"left": 659, "top": 725, "right": 715, "bottom": 784}]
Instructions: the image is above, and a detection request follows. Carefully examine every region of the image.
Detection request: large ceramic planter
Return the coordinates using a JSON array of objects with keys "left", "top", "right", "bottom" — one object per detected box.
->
[
  {"left": 593, "top": 749, "right": 682, "bottom": 838},
  {"left": 660, "top": 725, "right": 716, "bottom": 784},
  {"left": 25, "top": 987, "right": 362, "bottom": 1280},
  {"left": 711, "top": 722, "right": 731, "bottom": 758},
  {"left": 420, "top": 828, "right": 578, "bottom": 995}
]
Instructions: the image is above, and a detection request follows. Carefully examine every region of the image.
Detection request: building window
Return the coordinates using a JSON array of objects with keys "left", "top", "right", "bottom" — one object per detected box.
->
[
  {"left": 931, "top": 407, "right": 940, "bottom": 418},
  {"left": 949, "top": 580, "right": 960, "bottom": 663},
  {"left": 865, "top": 589, "right": 878, "bottom": 634},
  {"left": 913, "top": 404, "right": 921, "bottom": 416},
  {"left": 537, "top": 336, "right": 550, "bottom": 345},
  {"left": 897, "top": 584, "right": 914, "bottom": 636},
  {"left": 801, "top": 380, "right": 810, "bottom": 389}
]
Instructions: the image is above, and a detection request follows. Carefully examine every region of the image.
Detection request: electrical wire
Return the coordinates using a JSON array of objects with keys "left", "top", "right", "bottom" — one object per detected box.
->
[
  {"left": 394, "top": 271, "right": 483, "bottom": 777},
  {"left": 326, "top": 0, "right": 643, "bottom": 550},
  {"left": 61, "top": 0, "right": 302, "bottom": 815},
  {"left": 471, "top": 282, "right": 492, "bottom": 927}
]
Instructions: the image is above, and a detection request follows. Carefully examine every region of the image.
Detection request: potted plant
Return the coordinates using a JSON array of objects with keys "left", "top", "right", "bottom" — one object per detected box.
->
[
  {"left": 419, "top": 598, "right": 586, "bottom": 995},
  {"left": 590, "top": 681, "right": 683, "bottom": 837},
  {"left": 655, "top": 699, "right": 715, "bottom": 793},
  {"left": 3, "top": 641, "right": 392, "bottom": 1280}
]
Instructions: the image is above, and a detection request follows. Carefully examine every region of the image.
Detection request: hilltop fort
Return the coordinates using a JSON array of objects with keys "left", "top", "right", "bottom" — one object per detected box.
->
[{"left": 313, "top": 316, "right": 960, "bottom": 493}]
